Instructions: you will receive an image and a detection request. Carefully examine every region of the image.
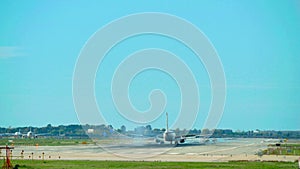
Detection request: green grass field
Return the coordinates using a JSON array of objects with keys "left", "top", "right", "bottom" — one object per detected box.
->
[
  {"left": 0, "top": 137, "right": 150, "bottom": 147},
  {"left": 5, "top": 160, "right": 297, "bottom": 169},
  {"left": 0, "top": 138, "right": 93, "bottom": 146}
]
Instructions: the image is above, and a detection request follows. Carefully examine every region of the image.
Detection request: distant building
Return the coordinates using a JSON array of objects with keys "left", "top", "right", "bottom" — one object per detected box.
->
[
  {"left": 87, "top": 129, "right": 94, "bottom": 134},
  {"left": 253, "top": 129, "right": 260, "bottom": 133}
]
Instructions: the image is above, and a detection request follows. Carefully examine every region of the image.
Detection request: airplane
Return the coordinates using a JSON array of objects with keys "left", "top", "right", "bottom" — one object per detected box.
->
[
  {"left": 22, "top": 129, "right": 51, "bottom": 138},
  {"left": 0, "top": 129, "right": 22, "bottom": 138},
  {"left": 0, "top": 128, "right": 50, "bottom": 139},
  {"left": 162, "top": 112, "right": 177, "bottom": 144},
  {"left": 154, "top": 112, "right": 183, "bottom": 144},
  {"left": 155, "top": 112, "right": 213, "bottom": 145}
]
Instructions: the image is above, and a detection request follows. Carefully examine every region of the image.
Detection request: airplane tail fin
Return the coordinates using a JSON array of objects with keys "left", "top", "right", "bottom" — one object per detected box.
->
[{"left": 166, "top": 112, "right": 169, "bottom": 131}]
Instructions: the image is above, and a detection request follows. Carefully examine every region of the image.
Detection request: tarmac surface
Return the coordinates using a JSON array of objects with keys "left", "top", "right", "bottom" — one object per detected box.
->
[{"left": 10, "top": 138, "right": 300, "bottom": 162}]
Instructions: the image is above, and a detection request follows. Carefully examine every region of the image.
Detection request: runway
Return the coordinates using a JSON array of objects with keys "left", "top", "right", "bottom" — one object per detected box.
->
[{"left": 9, "top": 138, "right": 300, "bottom": 162}]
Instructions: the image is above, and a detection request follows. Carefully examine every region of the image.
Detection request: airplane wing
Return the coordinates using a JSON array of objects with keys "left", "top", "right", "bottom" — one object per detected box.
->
[
  {"left": 34, "top": 133, "right": 52, "bottom": 137},
  {"left": 0, "top": 133, "right": 16, "bottom": 137}
]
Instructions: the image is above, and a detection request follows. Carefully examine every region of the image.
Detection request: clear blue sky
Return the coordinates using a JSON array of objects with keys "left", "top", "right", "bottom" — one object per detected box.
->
[{"left": 0, "top": 1, "right": 299, "bottom": 131}]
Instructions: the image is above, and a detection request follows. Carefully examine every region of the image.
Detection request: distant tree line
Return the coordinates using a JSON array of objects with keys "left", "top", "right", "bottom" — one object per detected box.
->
[{"left": 0, "top": 124, "right": 299, "bottom": 139}]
